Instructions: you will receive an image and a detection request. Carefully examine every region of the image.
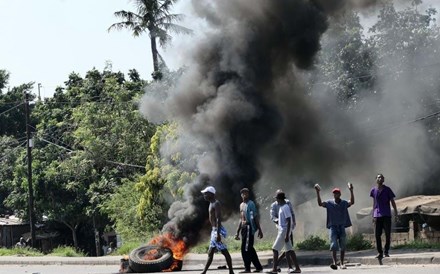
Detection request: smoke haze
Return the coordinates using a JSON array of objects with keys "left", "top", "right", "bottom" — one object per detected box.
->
[{"left": 140, "top": 0, "right": 440, "bottom": 244}]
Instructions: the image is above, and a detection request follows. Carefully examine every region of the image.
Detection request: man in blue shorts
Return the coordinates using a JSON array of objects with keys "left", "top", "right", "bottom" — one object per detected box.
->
[
  {"left": 315, "top": 184, "right": 354, "bottom": 270},
  {"left": 201, "top": 186, "right": 234, "bottom": 274}
]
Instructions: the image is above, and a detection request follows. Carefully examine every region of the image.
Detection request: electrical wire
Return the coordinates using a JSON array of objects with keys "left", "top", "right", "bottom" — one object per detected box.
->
[{"left": 0, "top": 102, "right": 25, "bottom": 117}]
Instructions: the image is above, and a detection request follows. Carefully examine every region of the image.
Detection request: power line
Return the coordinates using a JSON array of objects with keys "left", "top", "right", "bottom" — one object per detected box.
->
[
  {"left": 0, "top": 102, "right": 25, "bottom": 117},
  {"left": 0, "top": 140, "right": 27, "bottom": 162}
]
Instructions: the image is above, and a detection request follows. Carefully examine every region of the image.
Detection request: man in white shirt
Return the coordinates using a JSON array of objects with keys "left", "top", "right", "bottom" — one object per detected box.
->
[{"left": 268, "top": 191, "right": 301, "bottom": 274}]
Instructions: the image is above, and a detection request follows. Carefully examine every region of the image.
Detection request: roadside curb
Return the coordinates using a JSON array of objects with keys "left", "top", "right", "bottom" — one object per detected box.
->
[{"left": 0, "top": 250, "right": 439, "bottom": 266}]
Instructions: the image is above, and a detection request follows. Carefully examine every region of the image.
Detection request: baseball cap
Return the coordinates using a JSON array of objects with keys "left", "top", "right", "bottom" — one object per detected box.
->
[
  {"left": 332, "top": 188, "right": 341, "bottom": 193},
  {"left": 240, "top": 188, "right": 250, "bottom": 194},
  {"left": 201, "top": 186, "right": 216, "bottom": 194}
]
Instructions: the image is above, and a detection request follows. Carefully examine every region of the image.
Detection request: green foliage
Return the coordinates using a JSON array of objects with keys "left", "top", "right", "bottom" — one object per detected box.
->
[
  {"left": 114, "top": 241, "right": 144, "bottom": 256},
  {"left": 346, "top": 233, "right": 373, "bottom": 251},
  {"left": 297, "top": 235, "right": 329, "bottom": 250},
  {"left": 0, "top": 247, "right": 43, "bottom": 256},
  {"left": 102, "top": 179, "right": 157, "bottom": 241},
  {"left": 49, "top": 246, "right": 86, "bottom": 257}
]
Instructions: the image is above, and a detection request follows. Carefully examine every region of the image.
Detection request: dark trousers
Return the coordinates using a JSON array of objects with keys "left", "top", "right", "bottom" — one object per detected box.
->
[
  {"left": 241, "top": 225, "right": 263, "bottom": 271},
  {"left": 374, "top": 216, "right": 392, "bottom": 255}
]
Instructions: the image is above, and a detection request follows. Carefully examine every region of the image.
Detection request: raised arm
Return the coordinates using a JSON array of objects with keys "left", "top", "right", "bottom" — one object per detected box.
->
[
  {"left": 315, "top": 185, "right": 324, "bottom": 207},
  {"left": 348, "top": 183, "right": 355, "bottom": 206}
]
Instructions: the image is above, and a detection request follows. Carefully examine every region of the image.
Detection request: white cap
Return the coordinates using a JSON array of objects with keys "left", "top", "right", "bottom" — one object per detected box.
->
[{"left": 201, "top": 186, "right": 216, "bottom": 194}]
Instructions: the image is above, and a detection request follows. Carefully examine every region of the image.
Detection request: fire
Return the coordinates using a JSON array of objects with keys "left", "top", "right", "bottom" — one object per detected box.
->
[{"left": 148, "top": 232, "right": 188, "bottom": 261}]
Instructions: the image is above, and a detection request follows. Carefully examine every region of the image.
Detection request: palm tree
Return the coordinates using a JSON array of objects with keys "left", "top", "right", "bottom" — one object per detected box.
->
[{"left": 108, "top": 0, "right": 191, "bottom": 80}]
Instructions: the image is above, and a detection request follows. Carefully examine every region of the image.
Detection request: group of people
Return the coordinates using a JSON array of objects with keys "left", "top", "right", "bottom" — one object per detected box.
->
[{"left": 199, "top": 173, "right": 398, "bottom": 273}]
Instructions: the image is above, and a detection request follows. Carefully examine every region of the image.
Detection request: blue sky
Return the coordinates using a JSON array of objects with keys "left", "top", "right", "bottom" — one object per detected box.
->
[{"left": 0, "top": 0, "right": 192, "bottom": 98}]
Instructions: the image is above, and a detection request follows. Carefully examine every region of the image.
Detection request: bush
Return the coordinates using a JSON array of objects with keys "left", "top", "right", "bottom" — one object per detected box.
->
[
  {"left": 49, "top": 246, "right": 86, "bottom": 257},
  {"left": 297, "top": 235, "right": 328, "bottom": 250},
  {"left": 115, "top": 241, "right": 144, "bottom": 255},
  {"left": 346, "top": 233, "right": 373, "bottom": 251},
  {"left": 0, "top": 247, "right": 43, "bottom": 256}
]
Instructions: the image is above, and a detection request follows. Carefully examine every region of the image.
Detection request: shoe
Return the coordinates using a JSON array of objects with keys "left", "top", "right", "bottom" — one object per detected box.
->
[
  {"left": 277, "top": 268, "right": 281, "bottom": 273},
  {"left": 290, "top": 269, "right": 301, "bottom": 273},
  {"left": 375, "top": 253, "right": 383, "bottom": 259},
  {"left": 253, "top": 270, "right": 263, "bottom": 273},
  {"left": 340, "top": 264, "right": 347, "bottom": 270},
  {"left": 384, "top": 253, "right": 390, "bottom": 257},
  {"left": 330, "top": 264, "right": 337, "bottom": 270}
]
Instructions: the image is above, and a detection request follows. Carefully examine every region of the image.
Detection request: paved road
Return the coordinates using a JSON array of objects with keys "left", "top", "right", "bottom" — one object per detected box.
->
[
  {"left": 1, "top": 249, "right": 439, "bottom": 274},
  {"left": 1, "top": 264, "right": 440, "bottom": 274}
]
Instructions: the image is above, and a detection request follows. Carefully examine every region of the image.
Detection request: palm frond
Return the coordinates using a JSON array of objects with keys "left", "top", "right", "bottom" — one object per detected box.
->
[
  {"left": 161, "top": 23, "right": 193, "bottom": 35},
  {"left": 155, "top": 13, "right": 185, "bottom": 25}
]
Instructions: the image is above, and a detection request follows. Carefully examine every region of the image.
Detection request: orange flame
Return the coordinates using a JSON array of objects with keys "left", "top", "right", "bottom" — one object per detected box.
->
[{"left": 148, "top": 233, "right": 188, "bottom": 261}]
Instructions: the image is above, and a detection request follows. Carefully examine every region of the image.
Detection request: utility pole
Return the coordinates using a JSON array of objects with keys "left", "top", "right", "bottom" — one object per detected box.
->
[
  {"left": 37, "top": 83, "right": 42, "bottom": 101},
  {"left": 24, "top": 91, "right": 36, "bottom": 248}
]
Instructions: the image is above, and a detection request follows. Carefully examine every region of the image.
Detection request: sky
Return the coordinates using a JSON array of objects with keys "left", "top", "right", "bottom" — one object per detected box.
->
[
  {"left": 0, "top": 0, "right": 439, "bottom": 99},
  {"left": 0, "top": 0, "right": 195, "bottom": 98}
]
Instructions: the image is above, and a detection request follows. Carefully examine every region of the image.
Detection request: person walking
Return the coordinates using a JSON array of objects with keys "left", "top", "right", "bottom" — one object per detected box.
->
[
  {"left": 200, "top": 186, "right": 234, "bottom": 274},
  {"left": 370, "top": 174, "right": 398, "bottom": 259},
  {"left": 269, "top": 189, "right": 300, "bottom": 273},
  {"left": 235, "top": 188, "right": 264, "bottom": 273},
  {"left": 268, "top": 191, "right": 301, "bottom": 274},
  {"left": 315, "top": 183, "right": 354, "bottom": 270}
]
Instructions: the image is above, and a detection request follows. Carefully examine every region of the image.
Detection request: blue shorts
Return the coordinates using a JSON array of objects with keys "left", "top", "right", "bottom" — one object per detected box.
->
[
  {"left": 329, "top": 225, "right": 346, "bottom": 251},
  {"left": 209, "top": 227, "right": 228, "bottom": 251}
]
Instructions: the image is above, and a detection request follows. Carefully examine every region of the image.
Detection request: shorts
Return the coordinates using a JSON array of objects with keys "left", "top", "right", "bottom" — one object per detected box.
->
[
  {"left": 272, "top": 229, "right": 293, "bottom": 252},
  {"left": 329, "top": 225, "right": 346, "bottom": 251},
  {"left": 209, "top": 227, "right": 228, "bottom": 251}
]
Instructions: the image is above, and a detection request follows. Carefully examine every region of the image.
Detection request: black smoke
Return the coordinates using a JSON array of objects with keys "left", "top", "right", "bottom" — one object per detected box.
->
[{"left": 140, "top": 0, "right": 440, "bottom": 247}]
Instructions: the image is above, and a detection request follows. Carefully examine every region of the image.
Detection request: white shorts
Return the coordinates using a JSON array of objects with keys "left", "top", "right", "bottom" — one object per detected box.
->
[{"left": 272, "top": 229, "right": 293, "bottom": 252}]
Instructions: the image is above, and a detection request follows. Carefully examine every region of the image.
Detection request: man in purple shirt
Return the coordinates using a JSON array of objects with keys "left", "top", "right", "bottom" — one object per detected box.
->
[{"left": 370, "top": 174, "right": 398, "bottom": 259}]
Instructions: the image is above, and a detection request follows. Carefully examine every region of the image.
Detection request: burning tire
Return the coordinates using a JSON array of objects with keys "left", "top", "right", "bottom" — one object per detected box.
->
[{"left": 129, "top": 245, "right": 174, "bottom": 273}]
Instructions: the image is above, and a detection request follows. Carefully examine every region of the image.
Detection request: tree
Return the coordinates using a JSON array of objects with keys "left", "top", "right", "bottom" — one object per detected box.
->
[{"left": 108, "top": 0, "right": 191, "bottom": 80}]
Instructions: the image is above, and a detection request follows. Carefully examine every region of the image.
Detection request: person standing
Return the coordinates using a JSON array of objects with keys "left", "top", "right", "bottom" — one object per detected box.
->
[
  {"left": 370, "top": 174, "right": 398, "bottom": 259},
  {"left": 235, "top": 188, "right": 264, "bottom": 273},
  {"left": 315, "top": 184, "right": 354, "bottom": 270},
  {"left": 269, "top": 189, "right": 300, "bottom": 273},
  {"left": 268, "top": 191, "right": 301, "bottom": 274},
  {"left": 200, "top": 186, "right": 234, "bottom": 274}
]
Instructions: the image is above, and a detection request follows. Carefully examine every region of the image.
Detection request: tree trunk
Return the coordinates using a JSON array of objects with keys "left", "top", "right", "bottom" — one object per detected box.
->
[
  {"left": 63, "top": 221, "right": 79, "bottom": 249},
  {"left": 150, "top": 36, "right": 161, "bottom": 80}
]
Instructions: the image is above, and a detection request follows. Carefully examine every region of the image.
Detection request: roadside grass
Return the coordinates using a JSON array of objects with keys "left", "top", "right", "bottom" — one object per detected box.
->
[
  {"left": 49, "top": 246, "right": 86, "bottom": 257},
  {"left": 0, "top": 247, "right": 43, "bottom": 256},
  {"left": 115, "top": 241, "right": 144, "bottom": 256}
]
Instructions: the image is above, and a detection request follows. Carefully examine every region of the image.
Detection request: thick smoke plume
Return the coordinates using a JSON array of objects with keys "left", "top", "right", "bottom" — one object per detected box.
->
[{"left": 140, "top": 0, "right": 440, "bottom": 246}]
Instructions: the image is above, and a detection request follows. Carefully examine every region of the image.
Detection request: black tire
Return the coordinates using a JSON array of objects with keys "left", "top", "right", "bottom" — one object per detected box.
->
[{"left": 129, "top": 245, "right": 174, "bottom": 273}]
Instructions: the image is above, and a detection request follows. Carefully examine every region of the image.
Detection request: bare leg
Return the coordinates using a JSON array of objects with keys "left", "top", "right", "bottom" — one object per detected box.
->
[
  {"left": 290, "top": 250, "right": 301, "bottom": 271},
  {"left": 201, "top": 248, "right": 215, "bottom": 274},
  {"left": 271, "top": 249, "right": 279, "bottom": 272},
  {"left": 285, "top": 250, "right": 293, "bottom": 269},
  {"left": 340, "top": 250, "right": 346, "bottom": 268},
  {"left": 221, "top": 249, "right": 234, "bottom": 274},
  {"left": 332, "top": 250, "right": 338, "bottom": 265}
]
